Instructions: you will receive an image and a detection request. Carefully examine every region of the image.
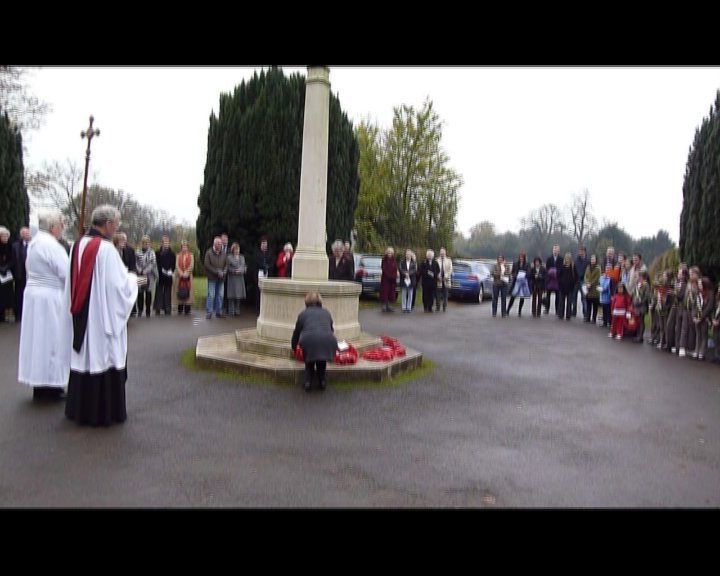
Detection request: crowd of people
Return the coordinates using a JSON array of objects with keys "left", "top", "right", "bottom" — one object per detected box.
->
[
  {"left": 358, "top": 242, "right": 720, "bottom": 365},
  {"left": 375, "top": 247, "right": 453, "bottom": 313},
  {"left": 485, "top": 244, "right": 720, "bottom": 364},
  {"left": 5, "top": 214, "right": 719, "bottom": 427}
]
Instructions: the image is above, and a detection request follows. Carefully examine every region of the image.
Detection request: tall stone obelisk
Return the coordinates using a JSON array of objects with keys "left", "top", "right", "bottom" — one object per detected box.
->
[
  {"left": 197, "top": 66, "right": 421, "bottom": 379},
  {"left": 255, "top": 66, "right": 361, "bottom": 342},
  {"left": 292, "top": 66, "right": 330, "bottom": 281}
]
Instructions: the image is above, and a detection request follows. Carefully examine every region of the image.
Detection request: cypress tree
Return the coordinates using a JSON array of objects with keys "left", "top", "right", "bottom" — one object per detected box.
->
[
  {"left": 680, "top": 91, "right": 720, "bottom": 282},
  {"left": 0, "top": 110, "right": 28, "bottom": 237},
  {"left": 197, "top": 67, "right": 359, "bottom": 257}
]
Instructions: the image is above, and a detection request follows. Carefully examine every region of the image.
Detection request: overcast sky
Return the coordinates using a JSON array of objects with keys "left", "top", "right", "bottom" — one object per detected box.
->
[{"left": 24, "top": 66, "right": 720, "bottom": 243}]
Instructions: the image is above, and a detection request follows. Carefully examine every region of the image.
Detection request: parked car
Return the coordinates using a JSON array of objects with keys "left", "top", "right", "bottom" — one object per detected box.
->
[
  {"left": 449, "top": 260, "right": 493, "bottom": 303},
  {"left": 353, "top": 253, "right": 399, "bottom": 299}
]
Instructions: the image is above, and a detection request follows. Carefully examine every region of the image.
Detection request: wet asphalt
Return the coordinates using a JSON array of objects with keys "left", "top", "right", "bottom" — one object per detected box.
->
[{"left": 0, "top": 298, "right": 718, "bottom": 507}]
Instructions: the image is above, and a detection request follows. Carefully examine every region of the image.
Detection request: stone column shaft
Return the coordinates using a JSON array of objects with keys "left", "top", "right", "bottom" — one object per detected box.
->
[{"left": 292, "top": 66, "right": 330, "bottom": 281}]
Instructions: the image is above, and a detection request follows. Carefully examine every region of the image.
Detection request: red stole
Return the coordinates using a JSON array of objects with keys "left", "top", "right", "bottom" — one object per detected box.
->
[{"left": 70, "top": 237, "right": 102, "bottom": 314}]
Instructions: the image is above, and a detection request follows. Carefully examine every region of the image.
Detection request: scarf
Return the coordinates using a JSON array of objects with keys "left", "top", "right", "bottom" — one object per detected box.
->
[{"left": 70, "top": 229, "right": 104, "bottom": 352}]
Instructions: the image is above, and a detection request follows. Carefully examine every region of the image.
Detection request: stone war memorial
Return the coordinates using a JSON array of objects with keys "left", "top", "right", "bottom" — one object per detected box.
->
[{"left": 195, "top": 66, "right": 422, "bottom": 384}]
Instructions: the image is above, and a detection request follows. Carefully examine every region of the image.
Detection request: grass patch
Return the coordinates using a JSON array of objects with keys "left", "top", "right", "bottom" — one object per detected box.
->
[
  {"left": 193, "top": 276, "right": 207, "bottom": 308},
  {"left": 331, "top": 358, "right": 435, "bottom": 390},
  {"left": 180, "top": 347, "right": 292, "bottom": 387},
  {"left": 180, "top": 347, "right": 434, "bottom": 389},
  {"left": 180, "top": 347, "right": 201, "bottom": 371}
]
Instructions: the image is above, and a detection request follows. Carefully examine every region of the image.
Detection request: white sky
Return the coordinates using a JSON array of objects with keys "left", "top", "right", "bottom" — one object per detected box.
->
[{"left": 24, "top": 66, "right": 720, "bottom": 242}]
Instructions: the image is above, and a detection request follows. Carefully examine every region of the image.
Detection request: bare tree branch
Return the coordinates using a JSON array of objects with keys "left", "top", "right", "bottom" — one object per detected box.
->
[
  {"left": 569, "top": 188, "right": 598, "bottom": 246},
  {"left": 0, "top": 66, "right": 50, "bottom": 131}
]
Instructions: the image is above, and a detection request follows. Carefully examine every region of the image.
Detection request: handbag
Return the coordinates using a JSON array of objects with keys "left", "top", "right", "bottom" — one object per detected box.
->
[{"left": 176, "top": 287, "right": 190, "bottom": 300}]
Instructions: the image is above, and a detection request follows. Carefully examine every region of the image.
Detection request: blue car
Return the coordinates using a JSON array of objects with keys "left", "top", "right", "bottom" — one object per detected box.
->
[{"left": 449, "top": 260, "right": 493, "bottom": 303}]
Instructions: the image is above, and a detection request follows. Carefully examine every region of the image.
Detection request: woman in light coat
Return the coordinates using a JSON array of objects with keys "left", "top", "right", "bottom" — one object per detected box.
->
[
  {"left": 135, "top": 235, "right": 157, "bottom": 318},
  {"left": 226, "top": 242, "right": 247, "bottom": 316}
]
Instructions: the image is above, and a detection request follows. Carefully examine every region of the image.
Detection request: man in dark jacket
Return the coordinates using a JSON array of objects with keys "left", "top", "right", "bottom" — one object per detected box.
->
[
  {"left": 291, "top": 292, "right": 337, "bottom": 392},
  {"left": 252, "top": 236, "right": 275, "bottom": 316},
  {"left": 154, "top": 235, "right": 176, "bottom": 315},
  {"left": 545, "top": 244, "right": 562, "bottom": 316},
  {"left": 571, "top": 246, "right": 588, "bottom": 318},
  {"left": 204, "top": 236, "right": 228, "bottom": 319},
  {"left": 116, "top": 232, "right": 137, "bottom": 316},
  {"left": 11, "top": 226, "right": 31, "bottom": 322}
]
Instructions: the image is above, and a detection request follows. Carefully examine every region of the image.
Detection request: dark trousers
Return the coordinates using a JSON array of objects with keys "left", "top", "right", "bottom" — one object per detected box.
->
[
  {"left": 585, "top": 297, "right": 599, "bottom": 324},
  {"left": 507, "top": 296, "right": 524, "bottom": 315},
  {"left": 531, "top": 287, "right": 543, "bottom": 317},
  {"left": 545, "top": 289, "right": 560, "bottom": 315},
  {"left": 651, "top": 311, "right": 665, "bottom": 343},
  {"left": 137, "top": 289, "right": 152, "bottom": 317},
  {"left": 694, "top": 320, "right": 708, "bottom": 357},
  {"left": 435, "top": 284, "right": 448, "bottom": 311},
  {"left": 304, "top": 361, "right": 327, "bottom": 385},
  {"left": 14, "top": 282, "right": 25, "bottom": 322},
  {"left": 714, "top": 325, "right": 720, "bottom": 360},
  {"left": 154, "top": 282, "right": 172, "bottom": 314},
  {"left": 558, "top": 290, "right": 572, "bottom": 319},
  {"left": 223, "top": 275, "right": 229, "bottom": 313},
  {"left": 665, "top": 307, "right": 678, "bottom": 349},
  {"left": 422, "top": 286, "right": 435, "bottom": 312},
  {"left": 492, "top": 284, "right": 507, "bottom": 317},
  {"left": 676, "top": 308, "right": 694, "bottom": 350},
  {"left": 601, "top": 303, "right": 611, "bottom": 327},
  {"left": 634, "top": 307, "right": 646, "bottom": 341}
]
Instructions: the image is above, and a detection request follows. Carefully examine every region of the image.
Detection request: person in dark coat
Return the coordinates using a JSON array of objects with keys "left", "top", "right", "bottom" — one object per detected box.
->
[
  {"left": 11, "top": 226, "right": 31, "bottom": 323},
  {"left": 252, "top": 236, "right": 275, "bottom": 315},
  {"left": 0, "top": 226, "right": 15, "bottom": 322},
  {"left": 114, "top": 232, "right": 137, "bottom": 316},
  {"left": 545, "top": 244, "right": 562, "bottom": 315},
  {"left": 529, "top": 257, "right": 546, "bottom": 318},
  {"left": 291, "top": 292, "right": 337, "bottom": 392},
  {"left": 154, "top": 235, "right": 176, "bottom": 315},
  {"left": 328, "top": 239, "right": 354, "bottom": 281},
  {"left": 419, "top": 249, "right": 440, "bottom": 313},
  {"left": 557, "top": 252, "right": 577, "bottom": 320},
  {"left": 379, "top": 247, "right": 398, "bottom": 312}
]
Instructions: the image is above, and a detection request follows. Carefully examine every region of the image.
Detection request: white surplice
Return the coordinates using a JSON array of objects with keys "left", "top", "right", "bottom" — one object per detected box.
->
[
  {"left": 65, "top": 236, "right": 138, "bottom": 374},
  {"left": 18, "top": 230, "right": 72, "bottom": 388}
]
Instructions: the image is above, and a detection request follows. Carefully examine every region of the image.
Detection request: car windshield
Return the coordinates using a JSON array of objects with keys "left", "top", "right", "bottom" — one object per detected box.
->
[{"left": 453, "top": 263, "right": 471, "bottom": 274}]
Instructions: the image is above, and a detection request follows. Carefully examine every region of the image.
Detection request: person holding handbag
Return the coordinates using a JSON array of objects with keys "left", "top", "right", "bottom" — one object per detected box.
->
[
  {"left": 135, "top": 235, "right": 157, "bottom": 318},
  {"left": 583, "top": 254, "right": 601, "bottom": 324},
  {"left": 176, "top": 240, "right": 194, "bottom": 315}
]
